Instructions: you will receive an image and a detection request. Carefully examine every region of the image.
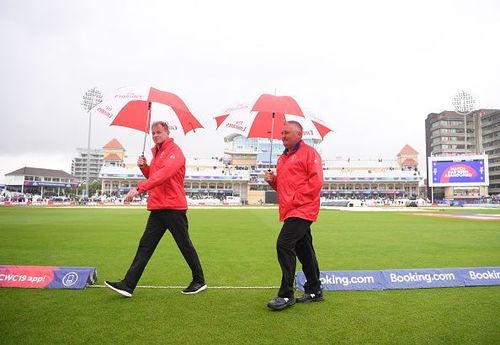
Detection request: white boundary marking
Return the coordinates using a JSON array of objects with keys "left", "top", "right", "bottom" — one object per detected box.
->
[{"left": 91, "top": 284, "right": 278, "bottom": 289}]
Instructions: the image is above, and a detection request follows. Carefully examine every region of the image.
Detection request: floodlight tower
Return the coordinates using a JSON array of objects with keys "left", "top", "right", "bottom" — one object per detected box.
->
[
  {"left": 81, "top": 88, "right": 103, "bottom": 197},
  {"left": 452, "top": 90, "right": 475, "bottom": 153}
]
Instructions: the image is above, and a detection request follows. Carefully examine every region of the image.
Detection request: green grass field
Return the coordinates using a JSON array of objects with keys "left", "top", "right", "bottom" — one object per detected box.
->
[{"left": 0, "top": 207, "right": 499, "bottom": 345}]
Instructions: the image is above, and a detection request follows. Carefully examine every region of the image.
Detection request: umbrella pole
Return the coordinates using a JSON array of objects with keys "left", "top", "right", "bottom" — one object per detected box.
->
[
  {"left": 268, "top": 112, "right": 275, "bottom": 171},
  {"left": 142, "top": 102, "right": 152, "bottom": 155}
]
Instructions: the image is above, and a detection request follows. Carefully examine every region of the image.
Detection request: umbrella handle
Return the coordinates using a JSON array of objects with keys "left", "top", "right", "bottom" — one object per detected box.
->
[
  {"left": 269, "top": 112, "right": 275, "bottom": 170},
  {"left": 142, "top": 102, "right": 152, "bottom": 155},
  {"left": 142, "top": 134, "right": 146, "bottom": 156}
]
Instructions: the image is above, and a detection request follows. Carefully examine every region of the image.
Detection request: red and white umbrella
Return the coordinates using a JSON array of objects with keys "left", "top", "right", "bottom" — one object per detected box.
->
[
  {"left": 215, "top": 93, "right": 332, "bottom": 140},
  {"left": 92, "top": 86, "right": 203, "bottom": 153},
  {"left": 214, "top": 93, "right": 332, "bottom": 167}
]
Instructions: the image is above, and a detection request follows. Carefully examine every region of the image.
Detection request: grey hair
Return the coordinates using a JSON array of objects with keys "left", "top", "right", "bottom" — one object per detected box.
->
[
  {"left": 152, "top": 121, "right": 170, "bottom": 133},
  {"left": 285, "top": 120, "right": 303, "bottom": 132}
]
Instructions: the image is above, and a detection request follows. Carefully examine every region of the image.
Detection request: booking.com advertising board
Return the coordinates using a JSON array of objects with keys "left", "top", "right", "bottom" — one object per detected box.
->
[
  {"left": 296, "top": 267, "right": 500, "bottom": 291},
  {"left": 0, "top": 265, "right": 97, "bottom": 290},
  {"left": 428, "top": 155, "right": 489, "bottom": 187}
]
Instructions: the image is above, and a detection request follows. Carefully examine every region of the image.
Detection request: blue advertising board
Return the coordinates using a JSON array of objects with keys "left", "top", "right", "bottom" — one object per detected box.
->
[
  {"left": 296, "top": 267, "right": 500, "bottom": 292},
  {"left": 23, "top": 181, "right": 79, "bottom": 188},
  {"left": 428, "top": 155, "right": 489, "bottom": 187},
  {"left": 0, "top": 265, "right": 97, "bottom": 290}
]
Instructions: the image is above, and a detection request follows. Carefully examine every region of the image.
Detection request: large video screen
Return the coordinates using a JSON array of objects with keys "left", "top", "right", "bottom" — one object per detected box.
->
[{"left": 428, "top": 155, "right": 489, "bottom": 187}]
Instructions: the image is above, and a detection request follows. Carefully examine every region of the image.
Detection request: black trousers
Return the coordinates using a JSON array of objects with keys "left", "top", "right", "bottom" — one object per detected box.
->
[
  {"left": 123, "top": 209, "right": 205, "bottom": 290},
  {"left": 277, "top": 217, "right": 321, "bottom": 298}
]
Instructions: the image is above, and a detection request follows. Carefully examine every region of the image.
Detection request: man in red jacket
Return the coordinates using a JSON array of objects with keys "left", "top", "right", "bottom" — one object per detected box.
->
[
  {"left": 105, "top": 121, "right": 206, "bottom": 297},
  {"left": 264, "top": 121, "right": 324, "bottom": 310}
]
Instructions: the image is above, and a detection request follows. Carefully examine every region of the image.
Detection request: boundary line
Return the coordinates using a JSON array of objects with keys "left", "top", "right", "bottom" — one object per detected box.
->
[{"left": 90, "top": 284, "right": 279, "bottom": 289}]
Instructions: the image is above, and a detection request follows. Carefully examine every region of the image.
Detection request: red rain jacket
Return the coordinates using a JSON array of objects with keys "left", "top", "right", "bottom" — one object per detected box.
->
[
  {"left": 268, "top": 140, "right": 323, "bottom": 222},
  {"left": 136, "top": 138, "right": 188, "bottom": 211}
]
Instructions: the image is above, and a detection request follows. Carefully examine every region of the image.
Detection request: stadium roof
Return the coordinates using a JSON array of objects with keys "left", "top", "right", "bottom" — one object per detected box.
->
[
  {"left": 323, "top": 168, "right": 422, "bottom": 181},
  {"left": 185, "top": 167, "right": 249, "bottom": 180},
  {"left": 186, "top": 157, "right": 226, "bottom": 167},
  {"left": 99, "top": 165, "right": 144, "bottom": 179},
  {"left": 5, "top": 167, "right": 75, "bottom": 179},
  {"left": 324, "top": 158, "right": 399, "bottom": 169}
]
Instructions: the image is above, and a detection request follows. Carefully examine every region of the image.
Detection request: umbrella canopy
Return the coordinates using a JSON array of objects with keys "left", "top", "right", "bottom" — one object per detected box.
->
[
  {"left": 214, "top": 94, "right": 332, "bottom": 168},
  {"left": 215, "top": 102, "right": 332, "bottom": 140},
  {"left": 92, "top": 86, "right": 203, "bottom": 152},
  {"left": 251, "top": 93, "right": 304, "bottom": 115}
]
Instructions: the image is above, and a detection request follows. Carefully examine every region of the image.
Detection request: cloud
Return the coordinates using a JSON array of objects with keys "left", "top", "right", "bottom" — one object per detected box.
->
[{"left": 0, "top": 0, "right": 499, "bottom": 178}]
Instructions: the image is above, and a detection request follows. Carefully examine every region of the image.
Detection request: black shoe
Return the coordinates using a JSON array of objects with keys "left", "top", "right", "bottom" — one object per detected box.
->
[
  {"left": 267, "top": 296, "right": 295, "bottom": 310},
  {"left": 296, "top": 292, "right": 324, "bottom": 303},
  {"left": 181, "top": 282, "right": 207, "bottom": 294},
  {"left": 104, "top": 280, "right": 133, "bottom": 298}
]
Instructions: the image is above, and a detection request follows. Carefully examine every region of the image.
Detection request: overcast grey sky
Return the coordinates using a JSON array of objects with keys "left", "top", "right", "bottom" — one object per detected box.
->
[{"left": 1, "top": 0, "right": 499, "bottom": 182}]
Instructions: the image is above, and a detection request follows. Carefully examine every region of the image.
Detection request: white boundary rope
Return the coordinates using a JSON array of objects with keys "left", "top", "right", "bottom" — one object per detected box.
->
[{"left": 90, "top": 284, "right": 279, "bottom": 289}]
